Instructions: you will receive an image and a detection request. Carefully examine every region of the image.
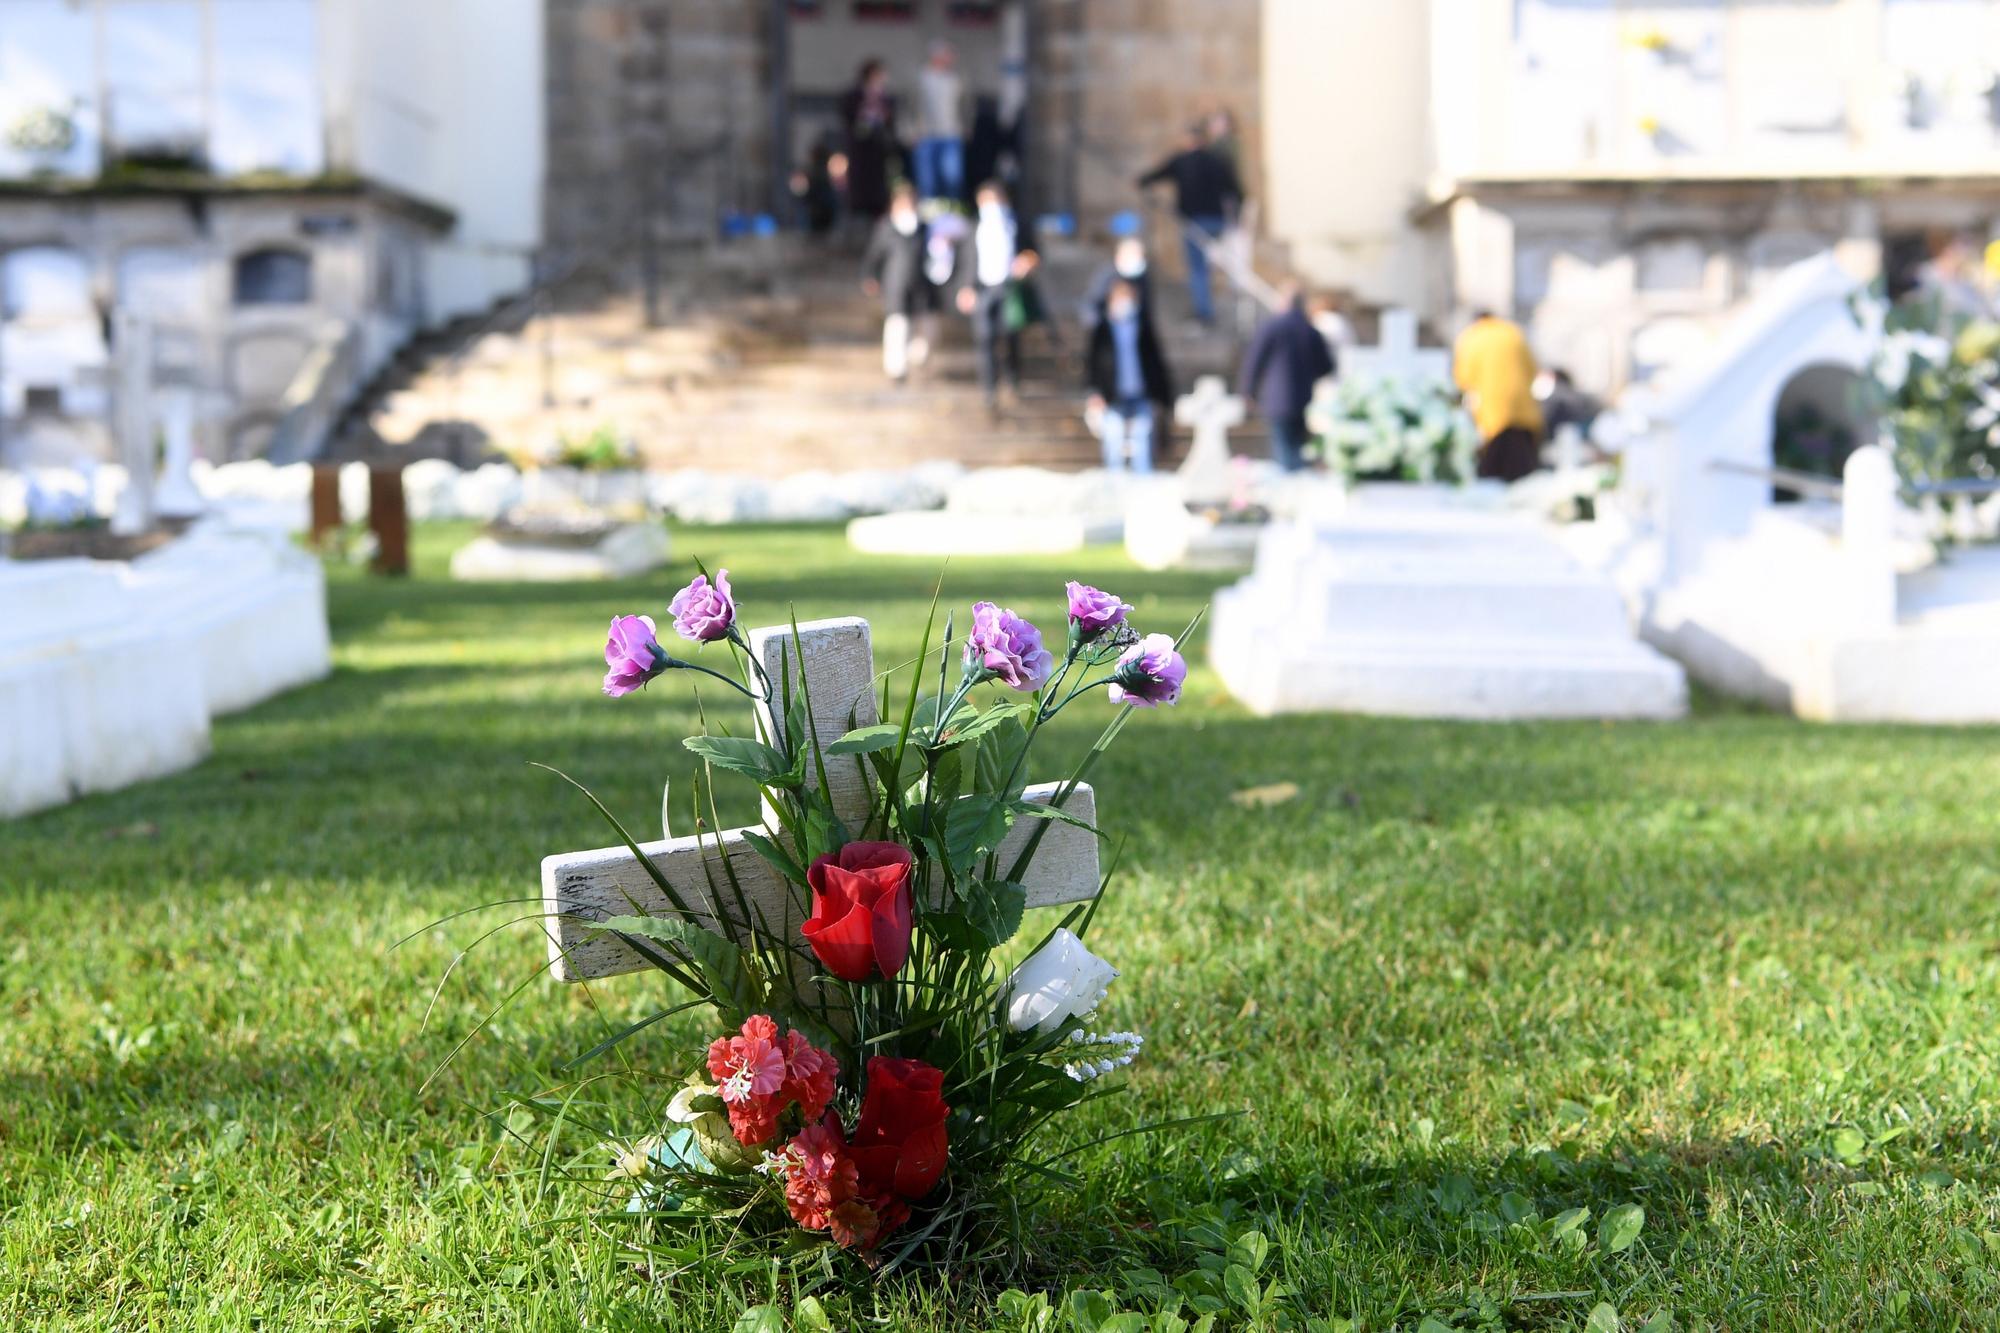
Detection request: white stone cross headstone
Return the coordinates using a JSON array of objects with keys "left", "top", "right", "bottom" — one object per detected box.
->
[
  {"left": 540, "top": 617, "right": 1102, "bottom": 983},
  {"left": 108, "top": 313, "right": 157, "bottom": 537},
  {"left": 1173, "top": 374, "right": 1247, "bottom": 507},
  {"left": 1342, "top": 308, "right": 1450, "bottom": 390}
]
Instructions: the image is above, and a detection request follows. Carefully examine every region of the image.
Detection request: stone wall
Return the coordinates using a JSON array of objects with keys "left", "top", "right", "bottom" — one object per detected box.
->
[{"left": 544, "top": 0, "right": 774, "bottom": 255}]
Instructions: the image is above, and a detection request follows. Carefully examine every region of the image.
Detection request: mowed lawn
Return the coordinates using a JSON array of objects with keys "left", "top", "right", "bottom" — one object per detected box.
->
[{"left": 5, "top": 522, "right": 2000, "bottom": 1331}]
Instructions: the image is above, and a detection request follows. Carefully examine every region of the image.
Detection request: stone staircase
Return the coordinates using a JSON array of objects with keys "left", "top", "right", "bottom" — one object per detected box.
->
[{"left": 351, "top": 235, "right": 1262, "bottom": 475}]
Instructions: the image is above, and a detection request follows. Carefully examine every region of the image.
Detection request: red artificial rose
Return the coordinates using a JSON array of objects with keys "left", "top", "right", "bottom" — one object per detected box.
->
[
  {"left": 801, "top": 841, "right": 914, "bottom": 982},
  {"left": 848, "top": 1056, "right": 950, "bottom": 1201}
]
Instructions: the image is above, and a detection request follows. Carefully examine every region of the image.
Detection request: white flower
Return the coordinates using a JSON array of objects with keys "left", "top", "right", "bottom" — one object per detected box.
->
[{"left": 1005, "top": 928, "right": 1119, "bottom": 1035}]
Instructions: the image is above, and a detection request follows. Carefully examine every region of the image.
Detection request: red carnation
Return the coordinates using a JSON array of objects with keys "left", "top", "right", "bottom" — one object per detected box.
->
[
  {"left": 779, "top": 1116, "right": 906, "bottom": 1251},
  {"left": 704, "top": 1015, "right": 839, "bottom": 1147},
  {"left": 848, "top": 1056, "right": 950, "bottom": 1201},
  {"left": 802, "top": 842, "right": 915, "bottom": 983}
]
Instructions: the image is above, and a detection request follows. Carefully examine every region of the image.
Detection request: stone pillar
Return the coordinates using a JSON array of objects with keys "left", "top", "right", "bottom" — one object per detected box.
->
[
  {"left": 109, "top": 313, "right": 156, "bottom": 538},
  {"left": 1840, "top": 444, "right": 1898, "bottom": 633}
]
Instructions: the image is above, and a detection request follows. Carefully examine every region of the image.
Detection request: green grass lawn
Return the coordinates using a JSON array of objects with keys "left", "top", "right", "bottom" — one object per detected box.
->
[{"left": 5, "top": 522, "right": 2000, "bottom": 1331}]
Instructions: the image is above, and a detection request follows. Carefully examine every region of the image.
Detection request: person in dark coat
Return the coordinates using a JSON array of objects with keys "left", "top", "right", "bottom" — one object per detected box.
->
[
  {"left": 1238, "top": 282, "right": 1335, "bottom": 471},
  {"left": 861, "top": 182, "right": 934, "bottom": 383},
  {"left": 1138, "top": 125, "right": 1243, "bottom": 325},
  {"left": 840, "top": 59, "right": 901, "bottom": 221},
  {"left": 1085, "top": 277, "right": 1174, "bottom": 472}
]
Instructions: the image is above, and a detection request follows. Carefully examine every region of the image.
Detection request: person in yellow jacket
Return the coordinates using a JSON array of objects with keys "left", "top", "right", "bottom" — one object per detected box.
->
[{"left": 1452, "top": 310, "right": 1544, "bottom": 481}]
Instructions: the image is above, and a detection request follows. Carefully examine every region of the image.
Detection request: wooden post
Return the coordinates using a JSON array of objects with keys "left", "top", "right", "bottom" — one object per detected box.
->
[
  {"left": 367, "top": 465, "right": 409, "bottom": 576},
  {"left": 309, "top": 464, "right": 343, "bottom": 548}
]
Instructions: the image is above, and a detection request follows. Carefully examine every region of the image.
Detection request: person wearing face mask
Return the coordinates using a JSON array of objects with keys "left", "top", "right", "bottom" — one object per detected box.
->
[
  {"left": 1080, "top": 237, "right": 1155, "bottom": 334},
  {"left": 1085, "top": 278, "right": 1174, "bottom": 473},
  {"left": 955, "top": 179, "right": 1038, "bottom": 411},
  {"left": 862, "top": 181, "right": 935, "bottom": 384}
]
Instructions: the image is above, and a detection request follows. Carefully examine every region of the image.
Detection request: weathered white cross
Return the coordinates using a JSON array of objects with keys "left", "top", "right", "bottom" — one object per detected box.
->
[
  {"left": 1173, "top": 374, "right": 1247, "bottom": 507},
  {"left": 1341, "top": 308, "right": 1450, "bottom": 390},
  {"left": 541, "top": 617, "right": 1101, "bottom": 982}
]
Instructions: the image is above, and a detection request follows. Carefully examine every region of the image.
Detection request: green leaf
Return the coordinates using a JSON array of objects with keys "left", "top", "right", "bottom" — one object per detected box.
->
[
  {"left": 1638, "top": 1313, "right": 1674, "bottom": 1333},
  {"left": 1222, "top": 1264, "right": 1258, "bottom": 1314},
  {"left": 660, "top": 779, "right": 673, "bottom": 841},
  {"left": 739, "top": 827, "right": 807, "bottom": 886},
  {"left": 1226, "top": 1230, "right": 1269, "bottom": 1275},
  {"left": 683, "top": 735, "right": 795, "bottom": 787},
  {"left": 1584, "top": 1303, "right": 1621, "bottom": 1333},
  {"left": 1013, "top": 800, "right": 1102, "bottom": 837},
  {"left": 1548, "top": 1206, "right": 1590, "bottom": 1240},
  {"left": 793, "top": 1295, "right": 832, "bottom": 1332},
  {"left": 973, "top": 712, "right": 1032, "bottom": 800},
  {"left": 921, "top": 911, "right": 989, "bottom": 953},
  {"left": 1830, "top": 1127, "right": 1867, "bottom": 1162},
  {"left": 945, "top": 793, "right": 1012, "bottom": 871},
  {"left": 826, "top": 723, "right": 901, "bottom": 757},
  {"left": 1416, "top": 1319, "right": 1455, "bottom": 1333},
  {"left": 964, "top": 878, "right": 1028, "bottom": 949},
  {"left": 948, "top": 700, "right": 1032, "bottom": 746},
  {"left": 1002, "top": 1063, "right": 1088, "bottom": 1111},
  {"left": 1069, "top": 1289, "right": 1114, "bottom": 1332},
  {"left": 1100, "top": 1317, "right": 1146, "bottom": 1333},
  {"left": 597, "top": 916, "right": 765, "bottom": 1022},
  {"left": 1599, "top": 1202, "right": 1645, "bottom": 1254},
  {"left": 732, "top": 1306, "right": 784, "bottom": 1333}
]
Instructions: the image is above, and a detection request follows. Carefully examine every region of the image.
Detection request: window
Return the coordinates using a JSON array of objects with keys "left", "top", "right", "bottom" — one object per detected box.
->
[{"left": 232, "top": 248, "right": 312, "bottom": 306}]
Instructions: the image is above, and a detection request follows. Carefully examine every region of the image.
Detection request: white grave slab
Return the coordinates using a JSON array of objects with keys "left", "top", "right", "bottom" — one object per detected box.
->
[
  {"left": 846, "top": 467, "right": 1136, "bottom": 556},
  {"left": 450, "top": 519, "right": 670, "bottom": 582},
  {"left": 1211, "top": 486, "right": 1687, "bottom": 719},
  {"left": 0, "top": 517, "right": 332, "bottom": 818}
]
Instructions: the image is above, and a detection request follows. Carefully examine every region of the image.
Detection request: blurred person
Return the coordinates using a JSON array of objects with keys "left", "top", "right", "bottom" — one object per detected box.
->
[
  {"left": 1204, "top": 106, "right": 1241, "bottom": 174},
  {"left": 1453, "top": 309, "right": 1545, "bottom": 482},
  {"left": 1085, "top": 277, "right": 1173, "bottom": 473},
  {"left": 841, "top": 58, "right": 902, "bottom": 221},
  {"left": 792, "top": 135, "right": 839, "bottom": 234},
  {"left": 1534, "top": 367, "right": 1602, "bottom": 443},
  {"left": 1080, "top": 236, "right": 1156, "bottom": 332},
  {"left": 1138, "top": 124, "right": 1243, "bottom": 326},
  {"left": 862, "top": 182, "right": 936, "bottom": 384},
  {"left": 955, "top": 179, "right": 1037, "bottom": 410},
  {"left": 1237, "top": 280, "right": 1334, "bottom": 472},
  {"left": 913, "top": 41, "right": 966, "bottom": 203}
]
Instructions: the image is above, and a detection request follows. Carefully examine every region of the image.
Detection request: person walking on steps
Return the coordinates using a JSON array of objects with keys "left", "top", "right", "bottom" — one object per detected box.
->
[
  {"left": 1138, "top": 124, "right": 1243, "bottom": 327},
  {"left": 1238, "top": 281, "right": 1334, "bottom": 472},
  {"left": 955, "top": 179, "right": 1038, "bottom": 413},
  {"left": 913, "top": 41, "right": 966, "bottom": 204},
  {"left": 861, "top": 181, "right": 935, "bottom": 384},
  {"left": 1085, "top": 277, "right": 1174, "bottom": 473}
]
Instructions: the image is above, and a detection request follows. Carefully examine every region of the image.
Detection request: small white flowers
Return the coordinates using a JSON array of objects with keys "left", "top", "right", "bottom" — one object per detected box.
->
[
  {"left": 1060, "top": 1029, "right": 1143, "bottom": 1083},
  {"left": 1005, "top": 928, "right": 1120, "bottom": 1035}
]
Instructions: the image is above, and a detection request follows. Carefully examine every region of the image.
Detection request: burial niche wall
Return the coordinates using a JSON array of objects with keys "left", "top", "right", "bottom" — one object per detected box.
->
[{"left": 1770, "top": 361, "right": 1869, "bottom": 499}]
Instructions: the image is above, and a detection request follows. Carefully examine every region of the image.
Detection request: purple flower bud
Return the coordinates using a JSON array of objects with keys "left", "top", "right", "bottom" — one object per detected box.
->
[
  {"left": 603, "top": 615, "right": 668, "bottom": 696},
  {"left": 964, "top": 601, "right": 1056, "bottom": 692},
  {"left": 1108, "top": 634, "right": 1186, "bottom": 708},
  {"left": 1065, "top": 581, "right": 1133, "bottom": 642},
  {"left": 668, "top": 569, "right": 735, "bottom": 643}
]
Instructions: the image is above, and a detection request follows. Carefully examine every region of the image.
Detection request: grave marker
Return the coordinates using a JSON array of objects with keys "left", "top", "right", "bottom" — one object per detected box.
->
[
  {"left": 1173, "top": 374, "right": 1247, "bottom": 506},
  {"left": 540, "top": 617, "right": 1101, "bottom": 982},
  {"left": 1342, "top": 308, "right": 1450, "bottom": 389}
]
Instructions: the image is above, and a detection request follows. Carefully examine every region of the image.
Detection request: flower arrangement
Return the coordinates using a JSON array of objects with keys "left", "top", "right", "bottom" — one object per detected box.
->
[
  {"left": 563, "top": 567, "right": 1197, "bottom": 1269},
  {"left": 1307, "top": 375, "right": 1479, "bottom": 484},
  {"left": 1853, "top": 284, "right": 2000, "bottom": 491}
]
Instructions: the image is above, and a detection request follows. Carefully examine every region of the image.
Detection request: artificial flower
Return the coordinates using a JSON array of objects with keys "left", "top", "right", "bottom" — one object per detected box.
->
[
  {"left": 802, "top": 842, "right": 915, "bottom": 982},
  {"left": 602, "top": 614, "right": 666, "bottom": 695},
  {"left": 665, "top": 1080, "right": 760, "bottom": 1172},
  {"left": 668, "top": 569, "right": 735, "bottom": 642},
  {"left": 778, "top": 1116, "right": 906, "bottom": 1250},
  {"left": 1065, "top": 582, "right": 1133, "bottom": 644},
  {"left": 965, "top": 601, "right": 1055, "bottom": 691},
  {"left": 1005, "top": 928, "right": 1119, "bottom": 1035},
  {"left": 849, "top": 1056, "right": 950, "bottom": 1201},
  {"left": 1108, "top": 634, "right": 1187, "bottom": 708}
]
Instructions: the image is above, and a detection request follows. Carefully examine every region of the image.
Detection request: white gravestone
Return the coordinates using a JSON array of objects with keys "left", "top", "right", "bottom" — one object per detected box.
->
[
  {"left": 1172, "top": 375, "right": 1247, "bottom": 507},
  {"left": 1341, "top": 309, "right": 1450, "bottom": 389},
  {"left": 540, "top": 617, "right": 1102, "bottom": 983}
]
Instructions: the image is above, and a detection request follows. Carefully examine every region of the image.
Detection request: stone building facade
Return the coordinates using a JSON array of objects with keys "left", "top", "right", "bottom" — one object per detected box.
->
[{"left": 541, "top": 0, "right": 1263, "bottom": 253}]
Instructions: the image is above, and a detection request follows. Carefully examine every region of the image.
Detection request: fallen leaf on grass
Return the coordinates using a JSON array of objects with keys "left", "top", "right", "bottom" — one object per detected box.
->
[{"left": 1230, "top": 782, "right": 1300, "bottom": 809}]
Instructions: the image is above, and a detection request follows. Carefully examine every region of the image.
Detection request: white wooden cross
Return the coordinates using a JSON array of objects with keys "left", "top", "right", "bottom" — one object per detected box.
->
[
  {"left": 541, "top": 617, "right": 1101, "bottom": 982},
  {"left": 1173, "top": 374, "right": 1246, "bottom": 507},
  {"left": 1342, "top": 308, "right": 1450, "bottom": 390}
]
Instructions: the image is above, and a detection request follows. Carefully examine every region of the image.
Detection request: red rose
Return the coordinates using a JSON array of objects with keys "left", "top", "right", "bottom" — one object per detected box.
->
[
  {"left": 849, "top": 1056, "right": 950, "bottom": 1201},
  {"left": 802, "top": 842, "right": 914, "bottom": 983}
]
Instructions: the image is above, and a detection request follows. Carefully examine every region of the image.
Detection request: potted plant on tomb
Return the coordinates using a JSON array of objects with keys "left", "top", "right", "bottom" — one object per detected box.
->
[{"left": 508, "top": 570, "right": 1207, "bottom": 1273}]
